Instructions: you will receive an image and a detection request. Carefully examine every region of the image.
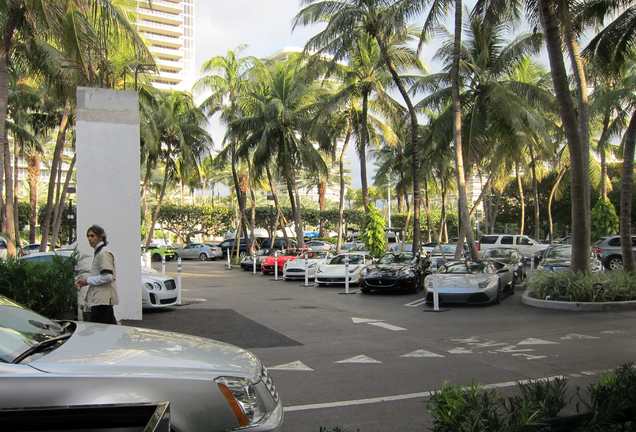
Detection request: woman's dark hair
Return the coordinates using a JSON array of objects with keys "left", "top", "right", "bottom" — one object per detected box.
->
[{"left": 87, "top": 225, "right": 107, "bottom": 245}]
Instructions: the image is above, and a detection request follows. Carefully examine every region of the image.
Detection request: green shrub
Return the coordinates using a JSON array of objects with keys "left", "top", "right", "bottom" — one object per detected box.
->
[
  {"left": 429, "top": 383, "right": 505, "bottom": 432},
  {"left": 591, "top": 198, "right": 619, "bottom": 241},
  {"left": 527, "top": 271, "right": 636, "bottom": 302},
  {"left": 0, "top": 257, "right": 77, "bottom": 319},
  {"left": 360, "top": 204, "right": 386, "bottom": 258},
  {"left": 585, "top": 363, "right": 636, "bottom": 429}
]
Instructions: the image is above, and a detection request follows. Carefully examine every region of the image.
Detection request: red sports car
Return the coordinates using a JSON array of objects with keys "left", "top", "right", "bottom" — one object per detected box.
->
[{"left": 261, "top": 250, "right": 302, "bottom": 275}]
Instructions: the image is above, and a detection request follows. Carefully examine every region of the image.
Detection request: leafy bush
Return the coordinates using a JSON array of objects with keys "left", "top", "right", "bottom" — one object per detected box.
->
[
  {"left": 0, "top": 257, "right": 77, "bottom": 319},
  {"left": 591, "top": 198, "right": 619, "bottom": 241},
  {"left": 585, "top": 363, "right": 636, "bottom": 429},
  {"left": 527, "top": 271, "right": 636, "bottom": 302},
  {"left": 360, "top": 204, "right": 387, "bottom": 258},
  {"left": 429, "top": 383, "right": 505, "bottom": 432}
]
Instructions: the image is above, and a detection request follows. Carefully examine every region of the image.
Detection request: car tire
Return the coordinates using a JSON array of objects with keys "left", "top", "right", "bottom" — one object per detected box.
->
[
  {"left": 361, "top": 287, "right": 371, "bottom": 294},
  {"left": 199, "top": 253, "right": 208, "bottom": 261},
  {"left": 607, "top": 256, "right": 624, "bottom": 271},
  {"left": 151, "top": 253, "right": 161, "bottom": 262},
  {"left": 494, "top": 282, "right": 502, "bottom": 305}
]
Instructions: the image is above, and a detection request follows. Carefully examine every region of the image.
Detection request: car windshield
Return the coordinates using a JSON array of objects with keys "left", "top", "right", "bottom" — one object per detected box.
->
[
  {"left": 441, "top": 262, "right": 486, "bottom": 274},
  {"left": 545, "top": 246, "right": 572, "bottom": 260},
  {"left": 379, "top": 253, "right": 414, "bottom": 264},
  {"left": 330, "top": 254, "right": 365, "bottom": 265},
  {"left": 0, "top": 298, "right": 66, "bottom": 363},
  {"left": 485, "top": 249, "right": 515, "bottom": 261},
  {"left": 433, "top": 244, "right": 456, "bottom": 255}
]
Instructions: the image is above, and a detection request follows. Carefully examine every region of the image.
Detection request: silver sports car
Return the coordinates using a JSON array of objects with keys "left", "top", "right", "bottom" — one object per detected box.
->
[
  {"left": 0, "top": 296, "right": 283, "bottom": 431},
  {"left": 425, "top": 261, "right": 514, "bottom": 305}
]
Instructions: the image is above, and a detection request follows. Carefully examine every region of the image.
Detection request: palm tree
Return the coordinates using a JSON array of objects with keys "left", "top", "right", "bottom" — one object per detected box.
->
[
  {"left": 144, "top": 91, "right": 211, "bottom": 246},
  {"left": 195, "top": 48, "right": 256, "bottom": 240},
  {"left": 294, "top": 0, "right": 427, "bottom": 250},
  {"left": 232, "top": 55, "right": 328, "bottom": 248}
]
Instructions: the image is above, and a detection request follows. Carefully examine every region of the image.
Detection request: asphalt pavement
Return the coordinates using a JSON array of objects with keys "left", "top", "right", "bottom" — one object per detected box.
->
[{"left": 131, "top": 260, "right": 636, "bottom": 432}]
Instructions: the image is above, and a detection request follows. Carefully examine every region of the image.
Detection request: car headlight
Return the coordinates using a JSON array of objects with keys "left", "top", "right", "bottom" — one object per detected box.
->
[
  {"left": 398, "top": 269, "right": 415, "bottom": 278},
  {"left": 144, "top": 282, "right": 154, "bottom": 291},
  {"left": 153, "top": 282, "right": 162, "bottom": 291},
  {"left": 478, "top": 280, "right": 493, "bottom": 289},
  {"left": 215, "top": 376, "right": 269, "bottom": 427}
]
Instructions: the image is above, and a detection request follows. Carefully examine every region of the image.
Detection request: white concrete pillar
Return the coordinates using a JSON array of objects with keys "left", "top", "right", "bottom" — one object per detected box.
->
[{"left": 76, "top": 87, "right": 141, "bottom": 320}]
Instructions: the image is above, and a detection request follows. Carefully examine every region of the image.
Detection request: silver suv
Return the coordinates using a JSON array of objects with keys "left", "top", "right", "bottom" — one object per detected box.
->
[{"left": 593, "top": 235, "right": 636, "bottom": 270}]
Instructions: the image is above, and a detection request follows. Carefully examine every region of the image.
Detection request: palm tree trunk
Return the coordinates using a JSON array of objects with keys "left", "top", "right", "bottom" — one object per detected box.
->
[
  {"left": 360, "top": 90, "right": 370, "bottom": 211},
  {"left": 515, "top": 162, "right": 525, "bottom": 235},
  {"left": 375, "top": 36, "right": 421, "bottom": 251},
  {"left": 318, "top": 179, "right": 326, "bottom": 237},
  {"left": 13, "top": 136, "right": 20, "bottom": 247},
  {"left": 2, "top": 132, "right": 16, "bottom": 256},
  {"left": 451, "top": 0, "right": 478, "bottom": 260},
  {"left": 40, "top": 100, "right": 71, "bottom": 252},
  {"left": 265, "top": 164, "right": 288, "bottom": 244},
  {"left": 397, "top": 193, "right": 403, "bottom": 214},
  {"left": 336, "top": 129, "right": 351, "bottom": 253},
  {"left": 145, "top": 165, "right": 170, "bottom": 247},
  {"left": 50, "top": 154, "right": 76, "bottom": 248},
  {"left": 548, "top": 167, "right": 567, "bottom": 242},
  {"left": 231, "top": 144, "right": 247, "bottom": 237},
  {"left": 438, "top": 178, "right": 447, "bottom": 244},
  {"left": 598, "top": 110, "right": 611, "bottom": 200},
  {"left": 27, "top": 153, "right": 40, "bottom": 244},
  {"left": 619, "top": 111, "right": 636, "bottom": 272},
  {"left": 291, "top": 172, "right": 304, "bottom": 249},
  {"left": 528, "top": 142, "right": 541, "bottom": 240},
  {"left": 424, "top": 177, "right": 432, "bottom": 243},
  {"left": 539, "top": 0, "right": 589, "bottom": 271}
]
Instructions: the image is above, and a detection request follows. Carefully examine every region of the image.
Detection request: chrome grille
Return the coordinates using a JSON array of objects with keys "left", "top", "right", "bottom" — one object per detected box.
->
[{"left": 261, "top": 366, "right": 279, "bottom": 402}]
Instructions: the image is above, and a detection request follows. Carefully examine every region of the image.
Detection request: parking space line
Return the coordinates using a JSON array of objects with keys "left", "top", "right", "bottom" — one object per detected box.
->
[
  {"left": 405, "top": 298, "right": 428, "bottom": 307},
  {"left": 284, "top": 375, "right": 566, "bottom": 413}
]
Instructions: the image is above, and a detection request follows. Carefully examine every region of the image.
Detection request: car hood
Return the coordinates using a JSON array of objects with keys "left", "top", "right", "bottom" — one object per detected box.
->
[
  {"left": 429, "top": 273, "right": 494, "bottom": 289},
  {"left": 141, "top": 272, "right": 172, "bottom": 283},
  {"left": 318, "top": 264, "right": 362, "bottom": 274},
  {"left": 30, "top": 322, "right": 261, "bottom": 380},
  {"left": 542, "top": 258, "right": 570, "bottom": 267},
  {"left": 365, "top": 264, "right": 411, "bottom": 276},
  {"left": 287, "top": 258, "right": 322, "bottom": 268}
]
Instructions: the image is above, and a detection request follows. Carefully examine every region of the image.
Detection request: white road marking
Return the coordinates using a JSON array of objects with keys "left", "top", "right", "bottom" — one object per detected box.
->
[
  {"left": 517, "top": 338, "right": 559, "bottom": 345},
  {"left": 268, "top": 361, "right": 314, "bottom": 371},
  {"left": 560, "top": 333, "right": 600, "bottom": 340},
  {"left": 450, "top": 337, "right": 480, "bottom": 343},
  {"left": 401, "top": 349, "right": 445, "bottom": 358},
  {"left": 581, "top": 371, "right": 597, "bottom": 376},
  {"left": 405, "top": 298, "right": 428, "bottom": 307},
  {"left": 570, "top": 373, "right": 583, "bottom": 378},
  {"left": 601, "top": 330, "right": 626, "bottom": 335},
  {"left": 352, "top": 317, "right": 383, "bottom": 324},
  {"left": 512, "top": 353, "right": 548, "bottom": 360},
  {"left": 470, "top": 341, "right": 508, "bottom": 348},
  {"left": 448, "top": 347, "right": 473, "bottom": 354},
  {"left": 367, "top": 321, "right": 407, "bottom": 331},
  {"left": 283, "top": 375, "right": 567, "bottom": 413},
  {"left": 496, "top": 345, "right": 535, "bottom": 353},
  {"left": 336, "top": 355, "right": 382, "bottom": 364}
]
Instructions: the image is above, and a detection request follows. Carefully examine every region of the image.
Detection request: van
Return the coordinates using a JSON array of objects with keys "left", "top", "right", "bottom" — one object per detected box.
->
[{"left": 479, "top": 234, "right": 548, "bottom": 257}]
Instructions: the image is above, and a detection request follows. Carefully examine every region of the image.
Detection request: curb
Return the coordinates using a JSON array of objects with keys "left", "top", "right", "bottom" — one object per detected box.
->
[{"left": 522, "top": 290, "right": 636, "bottom": 312}]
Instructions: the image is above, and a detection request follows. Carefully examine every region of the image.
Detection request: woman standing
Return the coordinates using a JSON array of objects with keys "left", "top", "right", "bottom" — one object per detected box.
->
[{"left": 75, "top": 225, "right": 119, "bottom": 324}]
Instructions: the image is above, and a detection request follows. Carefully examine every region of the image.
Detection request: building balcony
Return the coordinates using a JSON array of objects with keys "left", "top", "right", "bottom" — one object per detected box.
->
[
  {"left": 156, "top": 58, "right": 183, "bottom": 71},
  {"left": 138, "top": 0, "right": 182, "bottom": 14},
  {"left": 149, "top": 45, "right": 183, "bottom": 60},
  {"left": 137, "top": 7, "right": 183, "bottom": 26},
  {"left": 151, "top": 70, "right": 182, "bottom": 83},
  {"left": 142, "top": 32, "right": 182, "bottom": 48},
  {"left": 138, "top": 20, "right": 182, "bottom": 37}
]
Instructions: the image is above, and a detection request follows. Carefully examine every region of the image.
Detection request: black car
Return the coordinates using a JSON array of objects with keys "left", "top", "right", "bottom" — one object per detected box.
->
[
  {"left": 218, "top": 238, "right": 251, "bottom": 257},
  {"left": 259, "top": 238, "right": 296, "bottom": 250},
  {"left": 239, "top": 249, "right": 273, "bottom": 271},
  {"left": 360, "top": 252, "right": 430, "bottom": 294}
]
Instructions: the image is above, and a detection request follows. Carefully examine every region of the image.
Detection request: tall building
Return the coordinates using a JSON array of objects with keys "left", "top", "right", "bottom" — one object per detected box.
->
[{"left": 136, "top": 0, "right": 195, "bottom": 90}]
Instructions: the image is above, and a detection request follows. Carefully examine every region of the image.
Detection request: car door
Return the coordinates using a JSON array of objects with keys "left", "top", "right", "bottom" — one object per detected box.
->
[{"left": 499, "top": 235, "right": 515, "bottom": 252}]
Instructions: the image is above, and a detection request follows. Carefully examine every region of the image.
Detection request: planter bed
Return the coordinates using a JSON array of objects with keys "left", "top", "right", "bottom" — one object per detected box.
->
[{"left": 522, "top": 289, "right": 636, "bottom": 312}]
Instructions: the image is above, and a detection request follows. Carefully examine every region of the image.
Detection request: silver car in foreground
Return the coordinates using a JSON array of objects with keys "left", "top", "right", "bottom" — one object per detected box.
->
[
  {"left": 0, "top": 296, "right": 283, "bottom": 431},
  {"left": 425, "top": 261, "right": 514, "bottom": 305}
]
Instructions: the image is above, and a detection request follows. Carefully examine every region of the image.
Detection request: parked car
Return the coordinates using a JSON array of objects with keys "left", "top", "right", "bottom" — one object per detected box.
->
[
  {"left": 261, "top": 250, "right": 299, "bottom": 275},
  {"left": 259, "top": 238, "right": 296, "bottom": 251},
  {"left": 479, "top": 234, "right": 549, "bottom": 257},
  {"left": 283, "top": 251, "right": 332, "bottom": 281},
  {"left": 428, "top": 244, "right": 464, "bottom": 272},
  {"left": 21, "top": 251, "right": 178, "bottom": 310},
  {"left": 240, "top": 249, "right": 274, "bottom": 271},
  {"left": 20, "top": 243, "right": 49, "bottom": 256},
  {"left": 340, "top": 242, "right": 367, "bottom": 252},
  {"left": 142, "top": 244, "right": 177, "bottom": 262},
  {"left": 537, "top": 244, "right": 604, "bottom": 273},
  {"left": 360, "top": 252, "right": 429, "bottom": 294},
  {"left": 0, "top": 235, "right": 7, "bottom": 259},
  {"left": 425, "top": 260, "right": 514, "bottom": 305},
  {"left": 593, "top": 235, "right": 636, "bottom": 271},
  {"left": 175, "top": 243, "right": 222, "bottom": 261},
  {"left": 218, "top": 238, "right": 251, "bottom": 257},
  {"left": 305, "top": 240, "right": 334, "bottom": 252},
  {"left": 315, "top": 252, "right": 370, "bottom": 286},
  {"left": 481, "top": 247, "right": 526, "bottom": 283},
  {"left": 0, "top": 295, "right": 283, "bottom": 431}
]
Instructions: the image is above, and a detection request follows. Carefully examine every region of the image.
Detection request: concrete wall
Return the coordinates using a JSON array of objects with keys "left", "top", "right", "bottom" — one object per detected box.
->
[{"left": 76, "top": 87, "right": 141, "bottom": 320}]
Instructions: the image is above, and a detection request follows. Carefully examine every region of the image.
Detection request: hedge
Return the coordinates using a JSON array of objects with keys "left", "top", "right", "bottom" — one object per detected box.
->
[{"left": 527, "top": 271, "right": 636, "bottom": 302}]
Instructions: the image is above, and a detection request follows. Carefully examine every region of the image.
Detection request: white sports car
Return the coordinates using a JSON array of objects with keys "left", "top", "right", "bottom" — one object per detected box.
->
[
  {"left": 283, "top": 251, "right": 332, "bottom": 281},
  {"left": 315, "top": 252, "right": 370, "bottom": 286}
]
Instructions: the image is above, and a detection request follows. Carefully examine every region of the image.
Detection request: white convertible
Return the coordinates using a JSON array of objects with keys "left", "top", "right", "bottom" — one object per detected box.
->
[
  {"left": 283, "top": 251, "right": 332, "bottom": 281},
  {"left": 315, "top": 252, "right": 370, "bottom": 286}
]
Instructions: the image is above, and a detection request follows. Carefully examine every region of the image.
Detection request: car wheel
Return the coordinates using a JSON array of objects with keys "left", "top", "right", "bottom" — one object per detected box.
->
[
  {"left": 199, "top": 253, "right": 208, "bottom": 261},
  {"left": 151, "top": 253, "right": 161, "bottom": 262},
  {"left": 361, "top": 287, "right": 371, "bottom": 294},
  {"left": 607, "top": 256, "right": 624, "bottom": 271}
]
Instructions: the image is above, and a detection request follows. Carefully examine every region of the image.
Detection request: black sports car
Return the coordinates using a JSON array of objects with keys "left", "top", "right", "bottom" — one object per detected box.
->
[{"left": 360, "top": 252, "right": 430, "bottom": 294}]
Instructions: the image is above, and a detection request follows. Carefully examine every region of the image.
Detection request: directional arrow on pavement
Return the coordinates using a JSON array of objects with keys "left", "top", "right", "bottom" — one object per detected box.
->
[
  {"left": 268, "top": 361, "right": 314, "bottom": 371},
  {"left": 560, "top": 333, "right": 600, "bottom": 340},
  {"left": 352, "top": 317, "right": 384, "bottom": 324},
  {"left": 401, "top": 349, "right": 445, "bottom": 358},
  {"left": 448, "top": 347, "right": 473, "bottom": 354},
  {"left": 517, "top": 338, "right": 558, "bottom": 346},
  {"left": 336, "top": 355, "right": 382, "bottom": 364}
]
